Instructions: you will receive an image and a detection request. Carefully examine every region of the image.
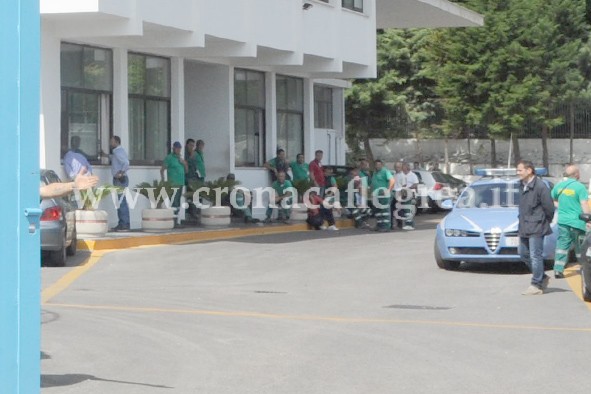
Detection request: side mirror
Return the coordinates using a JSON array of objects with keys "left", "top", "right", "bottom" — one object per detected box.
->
[
  {"left": 579, "top": 213, "right": 591, "bottom": 222},
  {"left": 440, "top": 199, "right": 454, "bottom": 210}
]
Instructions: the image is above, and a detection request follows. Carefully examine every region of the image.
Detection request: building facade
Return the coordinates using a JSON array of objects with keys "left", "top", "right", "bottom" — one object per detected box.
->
[{"left": 40, "top": 0, "right": 482, "bottom": 225}]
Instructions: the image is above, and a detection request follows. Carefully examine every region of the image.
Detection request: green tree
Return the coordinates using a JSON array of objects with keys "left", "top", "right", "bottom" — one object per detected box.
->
[
  {"left": 434, "top": 0, "right": 589, "bottom": 167},
  {"left": 345, "top": 29, "right": 441, "bottom": 163}
]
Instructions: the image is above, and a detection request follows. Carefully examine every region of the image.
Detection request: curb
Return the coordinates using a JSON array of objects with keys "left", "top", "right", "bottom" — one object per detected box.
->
[{"left": 77, "top": 218, "right": 355, "bottom": 252}]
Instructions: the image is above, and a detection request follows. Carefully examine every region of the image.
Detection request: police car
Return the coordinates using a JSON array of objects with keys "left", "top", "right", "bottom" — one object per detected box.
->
[{"left": 434, "top": 168, "right": 557, "bottom": 270}]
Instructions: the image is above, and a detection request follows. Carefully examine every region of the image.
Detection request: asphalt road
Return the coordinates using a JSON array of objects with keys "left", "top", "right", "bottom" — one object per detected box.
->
[{"left": 41, "top": 214, "right": 591, "bottom": 394}]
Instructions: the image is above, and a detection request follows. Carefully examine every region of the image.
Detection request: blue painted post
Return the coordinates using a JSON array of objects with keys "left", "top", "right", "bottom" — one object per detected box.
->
[{"left": 0, "top": 0, "right": 41, "bottom": 393}]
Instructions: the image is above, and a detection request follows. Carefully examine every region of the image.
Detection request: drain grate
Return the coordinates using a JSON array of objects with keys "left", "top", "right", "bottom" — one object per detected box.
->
[
  {"left": 383, "top": 304, "right": 451, "bottom": 310},
  {"left": 254, "top": 290, "right": 287, "bottom": 294}
]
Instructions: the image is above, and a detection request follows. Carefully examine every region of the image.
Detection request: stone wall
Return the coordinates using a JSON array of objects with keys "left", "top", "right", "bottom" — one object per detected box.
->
[{"left": 369, "top": 138, "right": 591, "bottom": 181}]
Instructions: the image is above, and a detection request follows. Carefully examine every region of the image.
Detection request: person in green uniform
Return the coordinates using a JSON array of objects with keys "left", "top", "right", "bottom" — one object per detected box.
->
[
  {"left": 290, "top": 153, "right": 309, "bottom": 182},
  {"left": 358, "top": 158, "right": 372, "bottom": 185},
  {"left": 184, "top": 139, "right": 198, "bottom": 182},
  {"left": 371, "top": 159, "right": 395, "bottom": 232},
  {"left": 264, "top": 149, "right": 291, "bottom": 182},
  {"left": 222, "top": 173, "right": 259, "bottom": 223},
  {"left": 195, "top": 139, "right": 206, "bottom": 182},
  {"left": 264, "top": 170, "right": 293, "bottom": 224},
  {"left": 184, "top": 138, "right": 200, "bottom": 219},
  {"left": 551, "top": 164, "right": 590, "bottom": 278},
  {"left": 348, "top": 167, "right": 371, "bottom": 228},
  {"left": 161, "top": 141, "right": 188, "bottom": 214}
]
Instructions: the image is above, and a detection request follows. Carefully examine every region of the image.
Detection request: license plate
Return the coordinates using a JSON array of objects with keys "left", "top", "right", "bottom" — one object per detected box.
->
[{"left": 505, "top": 237, "right": 520, "bottom": 247}]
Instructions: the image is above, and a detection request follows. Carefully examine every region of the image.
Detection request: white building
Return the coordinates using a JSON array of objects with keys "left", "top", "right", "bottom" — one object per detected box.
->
[{"left": 40, "top": 0, "right": 482, "bottom": 226}]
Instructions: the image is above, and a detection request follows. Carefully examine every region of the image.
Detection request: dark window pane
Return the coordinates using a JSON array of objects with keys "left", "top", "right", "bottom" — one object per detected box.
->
[
  {"left": 128, "top": 54, "right": 146, "bottom": 95},
  {"left": 65, "top": 92, "right": 100, "bottom": 159},
  {"left": 314, "top": 86, "right": 333, "bottom": 129},
  {"left": 128, "top": 98, "right": 145, "bottom": 161},
  {"left": 145, "top": 57, "right": 170, "bottom": 98},
  {"left": 277, "top": 112, "right": 303, "bottom": 159},
  {"left": 234, "top": 70, "right": 247, "bottom": 105},
  {"left": 61, "top": 43, "right": 83, "bottom": 88},
  {"left": 276, "top": 76, "right": 288, "bottom": 110},
  {"left": 145, "top": 100, "right": 169, "bottom": 161},
  {"left": 83, "top": 47, "right": 112, "bottom": 91},
  {"left": 343, "top": 0, "right": 363, "bottom": 12}
]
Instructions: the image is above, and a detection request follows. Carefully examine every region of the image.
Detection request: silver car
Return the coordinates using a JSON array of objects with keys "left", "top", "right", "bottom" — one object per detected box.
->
[{"left": 40, "top": 169, "right": 77, "bottom": 266}]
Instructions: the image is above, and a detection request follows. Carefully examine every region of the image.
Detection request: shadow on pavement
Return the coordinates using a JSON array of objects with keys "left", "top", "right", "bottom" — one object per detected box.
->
[
  {"left": 458, "top": 261, "right": 530, "bottom": 275},
  {"left": 41, "top": 250, "right": 91, "bottom": 269},
  {"left": 41, "top": 374, "right": 173, "bottom": 389}
]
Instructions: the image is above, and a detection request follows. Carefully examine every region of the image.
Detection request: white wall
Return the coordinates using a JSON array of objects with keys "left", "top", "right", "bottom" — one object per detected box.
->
[
  {"left": 370, "top": 138, "right": 591, "bottom": 181},
  {"left": 184, "top": 61, "right": 232, "bottom": 181},
  {"left": 40, "top": 25, "right": 61, "bottom": 172}
]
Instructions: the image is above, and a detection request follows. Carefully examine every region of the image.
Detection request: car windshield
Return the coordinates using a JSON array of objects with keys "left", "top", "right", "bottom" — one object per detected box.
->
[
  {"left": 431, "top": 172, "right": 448, "bottom": 183},
  {"left": 456, "top": 181, "right": 520, "bottom": 208}
]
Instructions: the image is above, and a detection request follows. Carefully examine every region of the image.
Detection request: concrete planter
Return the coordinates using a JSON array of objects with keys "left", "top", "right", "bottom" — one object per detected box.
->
[
  {"left": 201, "top": 205, "right": 231, "bottom": 226},
  {"left": 290, "top": 205, "right": 308, "bottom": 221},
  {"left": 141, "top": 208, "right": 175, "bottom": 232},
  {"left": 75, "top": 209, "right": 108, "bottom": 238}
]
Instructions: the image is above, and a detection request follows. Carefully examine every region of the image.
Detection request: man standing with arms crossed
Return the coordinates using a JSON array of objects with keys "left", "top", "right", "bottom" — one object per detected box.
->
[
  {"left": 110, "top": 136, "right": 130, "bottom": 231},
  {"left": 551, "top": 164, "right": 589, "bottom": 279},
  {"left": 517, "top": 160, "right": 555, "bottom": 295}
]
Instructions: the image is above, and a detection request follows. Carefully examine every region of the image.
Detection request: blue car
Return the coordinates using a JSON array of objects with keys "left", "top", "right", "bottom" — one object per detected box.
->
[{"left": 434, "top": 170, "right": 557, "bottom": 270}]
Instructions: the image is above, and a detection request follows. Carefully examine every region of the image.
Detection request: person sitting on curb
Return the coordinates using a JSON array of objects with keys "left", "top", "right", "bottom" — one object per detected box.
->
[
  {"left": 222, "top": 173, "right": 260, "bottom": 224},
  {"left": 264, "top": 170, "right": 293, "bottom": 224},
  {"left": 306, "top": 190, "right": 338, "bottom": 231}
]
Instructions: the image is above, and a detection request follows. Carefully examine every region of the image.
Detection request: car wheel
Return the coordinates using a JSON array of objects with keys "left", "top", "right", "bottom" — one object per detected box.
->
[
  {"left": 428, "top": 197, "right": 440, "bottom": 213},
  {"left": 49, "top": 231, "right": 67, "bottom": 267},
  {"left": 580, "top": 247, "right": 591, "bottom": 302},
  {"left": 582, "top": 268, "right": 591, "bottom": 302},
  {"left": 66, "top": 228, "right": 77, "bottom": 256},
  {"left": 434, "top": 241, "right": 460, "bottom": 270}
]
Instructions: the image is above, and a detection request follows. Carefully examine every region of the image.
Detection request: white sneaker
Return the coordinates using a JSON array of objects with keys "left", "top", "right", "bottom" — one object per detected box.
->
[
  {"left": 402, "top": 225, "right": 415, "bottom": 231},
  {"left": 319, "top": 225, "right": 328, "bottom": 230},
  {"left": 521, "top": 285, "right": 543, "bottom": 295},
  {"left": 327, "top": 225, "right": 339, "bottom": 231}
]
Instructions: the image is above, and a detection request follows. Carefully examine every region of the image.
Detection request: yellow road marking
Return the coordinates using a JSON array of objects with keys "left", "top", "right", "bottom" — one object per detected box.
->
[
  {"left": 45, "top": 302, "right": 591, "bottom": 333},
  {"left": 564, "top": 265, "right": 591, "bottom": 312},
  {"left": 78, "top": 219, "right": 354, "bottom": 251},
  {"left": 42, "top": 222, "right": 354, "bottom": 304},
  {"left": 41, "top": 250, "right": 111, "bottom": 304}
]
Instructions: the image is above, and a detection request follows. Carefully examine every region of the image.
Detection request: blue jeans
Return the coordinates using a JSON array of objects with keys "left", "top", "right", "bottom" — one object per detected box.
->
[
  {"left": 172, "top": 185, "right": 183, "bottom": 215},
  {"left": 519, "top": 236, "right": 547, "bottom": 288},
  {"left": 113, "top": 176, "right": 130, "bottom": 228}
]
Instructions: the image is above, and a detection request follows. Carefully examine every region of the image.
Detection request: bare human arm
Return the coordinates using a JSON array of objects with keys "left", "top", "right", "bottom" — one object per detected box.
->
[{"left": 40, "top": 168, "right": 98, "bottom": 198}]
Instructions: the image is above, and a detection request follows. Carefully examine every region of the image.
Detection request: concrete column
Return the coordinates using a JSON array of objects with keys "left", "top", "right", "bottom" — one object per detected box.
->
[
  {"left": 113, "top": 48, "right": 129, "bottom": 150},
  {"left": 171, "top": 56, "right": 185, "bottom": 145}
]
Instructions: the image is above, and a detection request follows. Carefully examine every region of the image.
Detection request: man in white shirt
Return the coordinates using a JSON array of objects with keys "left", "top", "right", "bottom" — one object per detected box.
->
[
  {"left": 392, "top": 162, "right": 405, "bottom": 229},
  {"left": 397, "top": 163, "right": 419, "bottom": 230},
  {"left": 109, "top": 136, "right": 130, "bottom": 231}
]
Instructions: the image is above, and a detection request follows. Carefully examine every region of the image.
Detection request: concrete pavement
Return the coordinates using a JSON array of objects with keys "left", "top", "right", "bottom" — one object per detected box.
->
[{"left": 41, "top": 215, "right": 591, "bottom": 393}]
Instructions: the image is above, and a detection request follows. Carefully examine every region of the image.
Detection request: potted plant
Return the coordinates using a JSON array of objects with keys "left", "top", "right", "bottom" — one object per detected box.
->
[
  {"left": 74, "top": 186, "right": 120, "bottom": 238},
  {"left": 187, "top": 177, "right": 239, "bottom": 226},
  {"left": 136, "top": 180, "right": 177, "bottom": 232}
]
